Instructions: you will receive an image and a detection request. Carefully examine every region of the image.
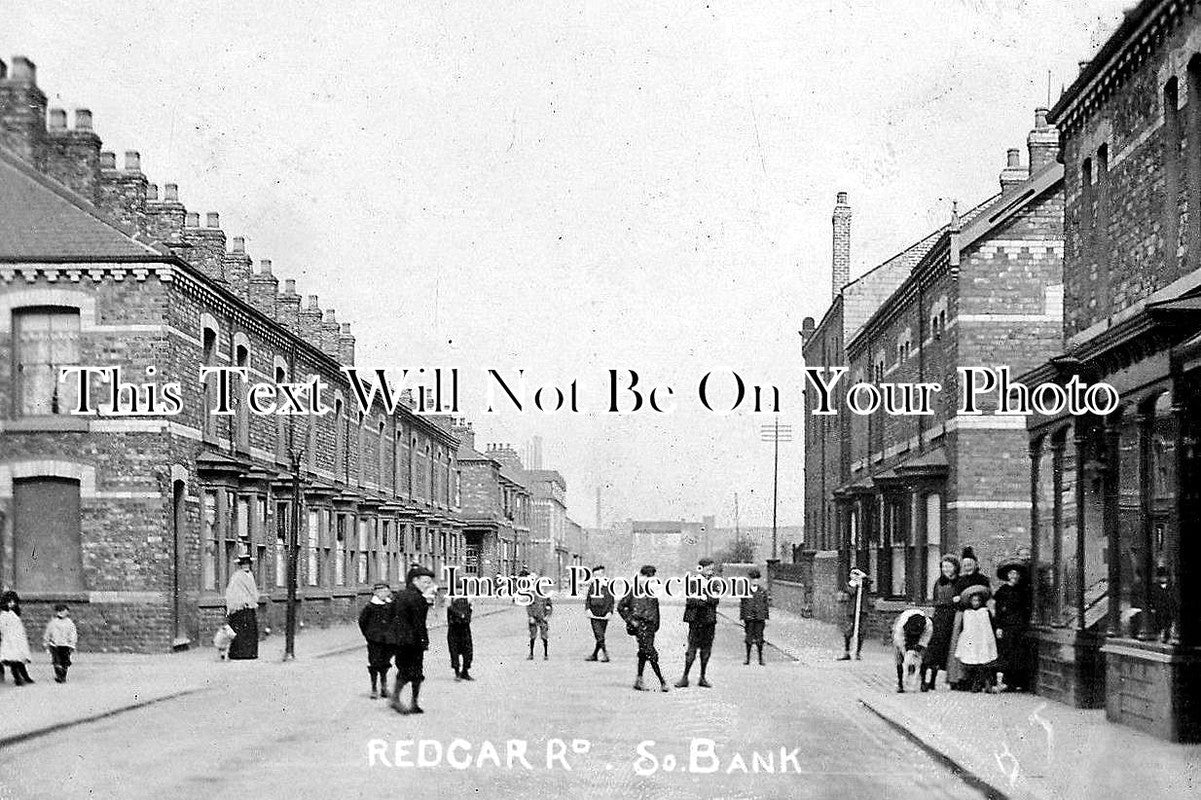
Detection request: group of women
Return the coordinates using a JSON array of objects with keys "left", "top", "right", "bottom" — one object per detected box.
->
[{"left": 920, "top": 546, "right": 1033, "bottom": 692}]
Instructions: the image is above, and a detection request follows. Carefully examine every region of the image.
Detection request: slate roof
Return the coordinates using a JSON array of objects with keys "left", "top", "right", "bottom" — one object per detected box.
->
[{"left": 0, "top": 149, "right": 163, "bottom": 261}]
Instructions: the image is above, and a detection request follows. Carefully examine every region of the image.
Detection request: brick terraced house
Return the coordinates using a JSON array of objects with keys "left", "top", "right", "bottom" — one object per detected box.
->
[
  {"left": 1022, "top": 0, "right": 1201, "bottom": 742},
  {"left": 801, "top": 110, "right": 1066, "bottom": 639},
  {"left": 448, "top": 425, "right": 532, "bottom": 580},
  {"left": 0, "top": 56, "right": 465, "bottom": 652}
]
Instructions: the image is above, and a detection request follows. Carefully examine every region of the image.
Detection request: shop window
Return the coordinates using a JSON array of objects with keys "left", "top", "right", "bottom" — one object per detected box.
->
[
  {"left": 12, "top": 476, "right": 83, "bottom": 592},
  {"left": 13, "top": 307, "right": 80, "bottom": 416}
]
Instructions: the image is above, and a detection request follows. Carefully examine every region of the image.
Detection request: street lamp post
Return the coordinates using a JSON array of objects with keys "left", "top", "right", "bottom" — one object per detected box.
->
[{"left": 284, "top": 450, "right": 302, "bottom": 661}]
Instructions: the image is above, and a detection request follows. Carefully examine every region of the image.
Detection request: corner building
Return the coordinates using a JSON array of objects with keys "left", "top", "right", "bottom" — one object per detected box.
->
[
  {"left": 1022, "top": 0, "right": 1201, "bottom": 742},
  {"left": 0, "top": 57, "right": 464, "bottom": 651}
]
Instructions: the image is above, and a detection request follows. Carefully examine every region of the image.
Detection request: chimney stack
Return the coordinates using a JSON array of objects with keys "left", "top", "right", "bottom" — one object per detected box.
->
[
  {"left": 223, "top": 236, "right": 252, "bottom": 300},
  {"left": 999, "top": 147, "right": 1028, "bottom": 190},
  {"left": 338, "top": 323, "right": 356, "bottom": 366},
  {"left": 321, "top": 309, "right": 341, "bottom": 357},
  {"left": 1027, "top": 106, "right": 1059, "bottom": 173},
  {"left": 276, "top": 278, "right": 302, "bottom": 334},
  {"left": 0, "top": 55, "right": 48, "bottom": 166},
  {"left": 184, "top": 211, "right": 228, "bottom": 283},
  {"left": 831, "top": 191, "right": 852, "bottom": 298},
  {"left": 44, "top": 106, "right": 102, "bottom": 201},
  {"left": 300, "top": 295, "right": 324, "bottom": 342},
  {"left": 97, "top": 146, "right": 148, "bottom": 236},
  {"left": 147, "top": 181, "right": 188, "bottom": 250},
  {"left": 248, "top": 259, "right": 279, "bottom": 318}
]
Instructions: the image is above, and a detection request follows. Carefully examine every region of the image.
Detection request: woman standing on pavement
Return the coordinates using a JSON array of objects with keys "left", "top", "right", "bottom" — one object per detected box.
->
[
  {"left": 224, "top": 555, "right": 260, "bottom": 660},
  {"left": 946, "top": 547, "right": 989, "bottom": 690},
  {"left": 992, "top": 557, "right": 1032, "bottom": 692},
  {"left": 921, "top": 554, "right": 959, "bottom": 691},
  {"left": 0, "top": 590, "right": 34, "bottom": 685}
]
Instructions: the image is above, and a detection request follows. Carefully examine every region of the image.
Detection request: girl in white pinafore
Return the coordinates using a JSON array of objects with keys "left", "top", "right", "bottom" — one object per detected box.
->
[{"left": 954, "top": 585, "right": 998, "bottom": 692}]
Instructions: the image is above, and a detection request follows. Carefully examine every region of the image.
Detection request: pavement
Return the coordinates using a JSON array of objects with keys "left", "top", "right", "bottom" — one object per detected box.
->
[
  {"left": 1, "top": 598, "right": 981, "bottom": 800},
  {"left": 744, "top": 600, "right": 1201, "bottom": 800},
  {"left": 1, "top": 596, "right": 1197, "bottom": 799},
  {"left": 0, "top": 600, "right": 512, "bottom": 748}
]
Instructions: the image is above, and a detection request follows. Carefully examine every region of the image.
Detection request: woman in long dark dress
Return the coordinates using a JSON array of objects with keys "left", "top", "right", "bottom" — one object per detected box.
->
[
  {"left": 993, "top": 559, "right": 1032, "bottom": 691},
  {"left": 224, "top": 554, "right": 260, "bottom": 660},
  {"left": 921, "top": 555, "right": 959, "bottom": 691},
  {"left": 946, "top": 546, "right": 990, "bottom": 690}
]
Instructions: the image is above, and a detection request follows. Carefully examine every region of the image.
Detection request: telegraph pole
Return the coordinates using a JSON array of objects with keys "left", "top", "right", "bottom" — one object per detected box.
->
[{"left": 759, "top": 420, "right": 793, "bottom": 561}]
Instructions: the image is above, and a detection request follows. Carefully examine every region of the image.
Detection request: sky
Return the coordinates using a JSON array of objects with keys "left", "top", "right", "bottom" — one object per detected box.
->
[{"left": 6, "top": 0, "right": 1130, "bottom": 532}]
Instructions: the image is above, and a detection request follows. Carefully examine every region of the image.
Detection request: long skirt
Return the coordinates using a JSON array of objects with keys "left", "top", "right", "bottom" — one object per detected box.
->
[
  {"left": 923, "top": 605, "right": 956, "bottom": 671},
  {"left": 945, "top": 611, "right": 967, "bottom": 686},
  {"left": 227, "top": 608, "right": 259, "bottom": 660},
  {"left": 996, "top": 626, "right": 1032, "bottom": 689}
]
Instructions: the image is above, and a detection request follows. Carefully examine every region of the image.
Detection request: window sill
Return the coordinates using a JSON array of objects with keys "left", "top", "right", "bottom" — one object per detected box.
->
[{"left": 3, "top": 416, "right": 90, "bottom": 433}]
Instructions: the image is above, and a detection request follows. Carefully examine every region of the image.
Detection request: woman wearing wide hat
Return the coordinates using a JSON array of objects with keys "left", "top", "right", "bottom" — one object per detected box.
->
[
  {"left": 224, "top": 554, "right": 260, "bottom": 660},
  {"left": 993, "top": 554, "right": 1032, "bottom": 691},
  {"left": 945, "top": 546, "right": 990, "bottom": 689},
  {"left": 921, "top": 554, "right": 960, "bottom": 690}
]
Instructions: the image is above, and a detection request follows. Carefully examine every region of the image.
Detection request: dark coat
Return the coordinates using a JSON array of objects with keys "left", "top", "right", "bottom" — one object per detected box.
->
[
  {"left": 527, "top": 594, "right": 552, "bottom": 621},
  {"left": 924, "top": 577, "right": 957, "bottom": 669},
  {"left": 740, "top": 586, "right": 770, "bottom": 621},
  {"left": 617, "top": 592, "right": 660, "bottom": 633},
  {"left": 953, "top": 571, "right": 990, "bottom": 607},
  {"left": 585, "top": 581, "right": 615, "bottom": 617},
  {"left": 359, "top": 599, "right": 395, "bottom": 643},
  {"left": 993, "top": 582, "right": 1031, "bottom": 631},
  {"left": 390, "top": 585, "right": 430, "bottom": 650},
  {"left": 447, "top": 597, "right": 472, "bottom": 627},
  {"left": 683, "top": 582, "right": 719, "bottom": 626}
]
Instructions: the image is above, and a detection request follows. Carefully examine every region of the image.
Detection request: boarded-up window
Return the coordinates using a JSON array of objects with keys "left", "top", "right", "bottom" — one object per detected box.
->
[
  {"left": 13, "top": 477, "right": 83, "bottom": 592},
  {"left": 14, "top": 308, "right": 80, "bottom": 416}
]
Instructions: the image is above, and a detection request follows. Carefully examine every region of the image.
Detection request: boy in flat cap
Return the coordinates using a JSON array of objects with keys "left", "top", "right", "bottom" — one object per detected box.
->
[
  {"left": 359, "top": 582, "right": 395, "bottom": 699},
  {"left": 390, "top": 565, "right": 435, "bottom": 714}
]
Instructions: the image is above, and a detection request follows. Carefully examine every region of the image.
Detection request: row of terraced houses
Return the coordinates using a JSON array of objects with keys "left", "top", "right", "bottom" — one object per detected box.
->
[
  {"left": 800, "top": 0, "right": 1201, "bottom": 743},
  {"left": 0, "top": 56, "right": 589, "bottom": 654}
]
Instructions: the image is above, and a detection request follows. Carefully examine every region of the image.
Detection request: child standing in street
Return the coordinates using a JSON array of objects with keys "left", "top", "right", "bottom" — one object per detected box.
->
[
  {"left": 358, "top": 582, "right": 395, "bottom": 699},
  {"left": 42, "top": 603, "right": 78, "bottom": 683},
  {"left": 739, "top": 568, "right": 770, "bottom": 666},
  {"left": 524, "top": 570, "right": 553, "bottom": 661},
  {"left": 0, "top": 591, "right": 34, "bottom": 686},
  {"left": 617, "top": 565, "right": 669, "bottom": 692},
  {"left": 447, "top": 582, "right": 474, "bottom": 681},
  {"left": 954, "top": 585, "right": 998, "bottom": 692}
]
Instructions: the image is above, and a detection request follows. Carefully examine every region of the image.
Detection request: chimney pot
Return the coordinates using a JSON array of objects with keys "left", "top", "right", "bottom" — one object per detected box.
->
[
  {"left": 10, "top": 56, "right": 35, "bottom": 83},
  {"left": 340, "top": 323, "right": 352, "bottom": 334},
  {"left": 206, "top": 212, "right": 220, "bottom": 228},
  {"left": 164, "top": 183, "right": 179, "bottom": 202},
  {"left": 185, "top": 212, "right": 200, "bottom": 228},
  {"left": 1034, "top": 107, "right": 1049, "bottom": 129},
  {"left": 835, "top": 191, "right": 848, "bottom": 205},
  {"left": 1006, "top": 148, "right": 1021, "bottom": 168},
  {"left": 284, "top": 278, "right": 297, "bottom": 295},
  {"left": 100, "top": 151, "right": 116, "bottom": 169},
  {"left": 323, "top": 309, "right": 337, "bottom": 322},
  {"left": 147, "top": 183, "right": 159, "bottom": 201},
  {"left": 124, "top": 151, "right": 141, "bottom": 171},
  {"left": 259, "top": 259, "right": 272, "bottom": 274},
  {"left": 308, "top": 295, "right": 320, "bottom": 309},
  {"left": 73, "top": 108, "right": 92, "bottom": 130},
  {"left": 48, "top": 108, "right": 67, "bottom": 129},
  {"left": 231, "top": 236, "right": 245, "bottom": 253}
]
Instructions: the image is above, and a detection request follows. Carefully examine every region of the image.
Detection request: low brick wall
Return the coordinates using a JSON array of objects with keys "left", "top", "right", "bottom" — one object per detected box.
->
[{"left": 769, "top": 578, "right": 810, "bottom": 618}]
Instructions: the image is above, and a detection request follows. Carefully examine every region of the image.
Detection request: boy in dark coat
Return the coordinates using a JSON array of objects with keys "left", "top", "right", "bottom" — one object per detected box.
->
[
  {"left": 390, "top": 565, "right": 435, "bottom": 714},
  {"left": 584, "top": 565, "right": 615, "bottom": 662},
  {"left": 740, "top": 568, "right": 770, "bottom": 666},
  {"left": 525, "top": 570, "right": 553, "bottom": 661},
  {"left": 359, "top": 582, "right": 395, "bottom": 699},
  {"left": 617, "top": 565, "right": 668, "bottom": 692},
  {"left": 447, "top": 583, "right": 474, "bottom": 681},
  {"left": 676, "top": 557, "right": 720, "bottom": 688}
]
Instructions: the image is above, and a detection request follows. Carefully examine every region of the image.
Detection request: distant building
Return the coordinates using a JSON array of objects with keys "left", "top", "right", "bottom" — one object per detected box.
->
[
  {"left": 526, "top": 469, "right": 568, "bottom": 581},
  {"left": 448, "top": 424, "right": 530, "bottom": 579}
]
